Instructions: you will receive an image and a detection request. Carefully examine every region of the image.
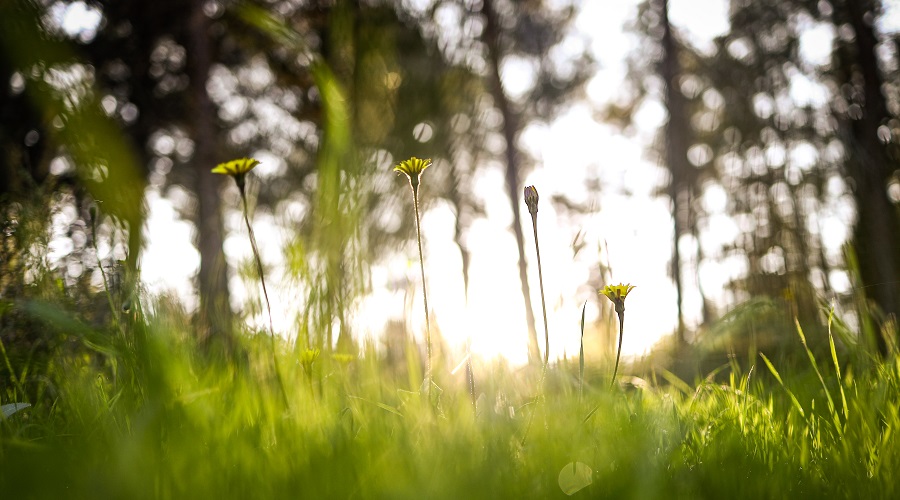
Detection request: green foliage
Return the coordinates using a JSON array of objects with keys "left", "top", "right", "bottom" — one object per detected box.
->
[{"left": 1, "top": 297, "right": 899, "bottom": 499}]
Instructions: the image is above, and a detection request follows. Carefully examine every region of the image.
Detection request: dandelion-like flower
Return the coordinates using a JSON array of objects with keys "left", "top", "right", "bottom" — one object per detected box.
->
[
  {"left": 601, "top": 283, "right": 635, "bottom": 388},
  {"left": 524, "top": 184, "right": 550, "bottom": 368},
  {"left": 394, "top": 156, "right": 434, "bottom": 394},
  {"left": 600, "top": 283, "right": 636, "bottom": 315},
  {"left": 521, "top": 183, "right": 550, "bottom": 446},
  {"left": 212, "top": 157, "right": 260, "bottom": 190},
  {"left": 394, "top": 156, "right": 431, "bottom": 192},
  {"left": 213, "top": 156, "right": 288, "bottom": 406},
  {"left": 300, "top": 348, "right": 321, "bottom": 378}
]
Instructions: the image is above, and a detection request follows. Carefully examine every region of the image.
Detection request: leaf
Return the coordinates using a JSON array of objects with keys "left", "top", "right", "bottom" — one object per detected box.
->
[
  {"left": 579, "top": 301, "right": 586, "bottom": 400},
  {"left": 1, "top": 403, "right": 31, "bottom": 419},
  {"left": 827, "top": 304, "right": 849, "bottom": 421},
  {"left": 759, "top": 352, "right": 805, "bottom": 417},
  {"left": 582, "top": 403, "right": 602, "bottom": 423},
  {"left": 558, "top": 461, "right": 592, "bottom": 495},
  {"left": 347, "top": 396, "right": 403, "bottom": 417},
  {"left": 658, "top": 368, "right": 693, "bottom": 396}
]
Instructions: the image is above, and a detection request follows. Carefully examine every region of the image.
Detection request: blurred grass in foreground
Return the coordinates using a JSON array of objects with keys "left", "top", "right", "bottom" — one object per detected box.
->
[{"left": 1, "top": 295, "right": 899, "bottom": 499}]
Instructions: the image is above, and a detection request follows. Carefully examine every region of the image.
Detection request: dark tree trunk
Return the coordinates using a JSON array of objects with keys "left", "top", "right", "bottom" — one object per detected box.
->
[
  {"left": 660, "top": 0, "right": 690, "bottom": 345},
  {"left": 842, "top": 0, "right": 900, "bottom": 354},
  {"left": 482, "top": 0, "right": 541, "bottom": 364},
  {"left": 186, "top": 0, "right": 232, "bottom": 341}
]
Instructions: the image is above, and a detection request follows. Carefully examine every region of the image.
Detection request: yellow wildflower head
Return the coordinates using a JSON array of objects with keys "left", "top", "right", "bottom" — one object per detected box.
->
[
  {"left": 212, "top": 157, "right": 260, "bottom": 190},
  {"left": 300, "top": 347, "right": 320, "bottom": 376},
  {"left": 394, "top": 156, "right": 432, "bottom": 191},
  {"left": 600, "top": 283, "right": 635, "bottom": 315},
  {"left": 332, "top": 353, "right": 355, "bottom": 365},
  {"left": 524, "top": 185, "right": 539, "bottom": 216}
]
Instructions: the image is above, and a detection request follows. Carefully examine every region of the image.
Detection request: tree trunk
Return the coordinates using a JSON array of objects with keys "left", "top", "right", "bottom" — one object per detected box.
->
[
  {"left": 689, "top": 187, "right": 713, "bottom": 326},
  {"left": 447, "top": 154, "right": 471, "bottom": 299},
  {"left": 482, "top": 0, "right": 541, "bottom": 364},
  {"left": 659, "top": 0, "right": 690, "bottom": 345},
  {"left": 842, "top": 0, "right": 900, "bottom": 354},
  {"left": 186, "top": 0, "right": 232, "bottom": 341}
]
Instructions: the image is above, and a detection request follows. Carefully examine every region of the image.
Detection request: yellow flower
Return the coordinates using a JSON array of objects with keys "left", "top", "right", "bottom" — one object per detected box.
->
[
  {"left": 394, "top": 156, "right": 432, "bottom": 190},
  {"left": 524, "top": 185, "right": 539, "bottom": 215},
  {"left": 300, "top": 347, "right": 320, "bottom": 376},
  {"left": 212, "top": 157, "right": 260, "bottom": 191},
  {"left": 600, "top": 283, "right": 635, "bottom": 314},
  {"left": 300, "top": 347, "right": 320, "bottom": 365},
  {"left": 212, "top": 157, "right": 260, "bottom": 176},
  {"left": 332, "top": 353, "right": 355, "bottom": 365}
]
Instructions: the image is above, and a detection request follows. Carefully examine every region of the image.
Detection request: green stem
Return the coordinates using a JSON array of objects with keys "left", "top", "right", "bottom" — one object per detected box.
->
[
  {"left": 241, "top": 191, "right": 274, "bottom": 336},
  {"left": 240, "top": 189, "right": 289, "bottom": 409},
  {"left": 522, "top": 214, "right": 550, "bottom": 446},
  {"left": 531, "top": 216, "right": 550, "bottom": 368},
  {"left": 611, "top": 310, "right": 624, "bottom": 388},
  {"left": 579, "top": 301, "right": 586, "bottom": 402},
  {"left": 0, "top": 335, "right": 26, "bottom": 401},
  {"left": 412, "top": 185, "right": 432, "bottom": 394}
]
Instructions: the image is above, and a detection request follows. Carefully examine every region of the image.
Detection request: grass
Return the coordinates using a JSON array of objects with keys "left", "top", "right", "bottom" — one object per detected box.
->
[{"left": 1, "top": 294, "right": 899, "bottom": 499}]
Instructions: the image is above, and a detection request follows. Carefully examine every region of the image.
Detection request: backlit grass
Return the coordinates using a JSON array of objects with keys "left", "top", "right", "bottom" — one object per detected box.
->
[{"left": 2, "top": 296, "right": 899, "bottom": 499}]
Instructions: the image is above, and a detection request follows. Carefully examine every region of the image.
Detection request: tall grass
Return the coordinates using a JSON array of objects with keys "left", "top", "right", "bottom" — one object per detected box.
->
[{"left": 2, "top": 292, "right": 899, "bottom": 498}]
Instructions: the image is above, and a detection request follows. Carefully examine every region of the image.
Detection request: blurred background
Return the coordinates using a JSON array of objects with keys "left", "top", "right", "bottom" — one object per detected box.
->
[{"left": 2, "top": 0, "right": 899, "bottom": 372}]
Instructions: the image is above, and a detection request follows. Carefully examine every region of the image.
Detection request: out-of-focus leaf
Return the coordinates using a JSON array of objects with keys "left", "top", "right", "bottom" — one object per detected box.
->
[
  {"left": 558, "top": 461, "right": 592, "bottom": 495},
  {"left": 1, "top": 403, "right": 31, "bottom": 419}
]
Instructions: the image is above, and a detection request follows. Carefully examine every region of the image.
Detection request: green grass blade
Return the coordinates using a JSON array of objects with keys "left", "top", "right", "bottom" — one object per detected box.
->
[
  {"left": 347, "top": 395, "right": 404, "bottom": 418},
  {"left": 827, "top": 305, "right": 849, "bottom": 421},
  {"left": 795, "top": 318, "right": 839, "bottom": 434},
  {"left": 658, "top": 368, "right": 693, "bottom": 396},
  {"left": 579, "top": 301, "right": 586, "bottom": 401},
  {"left": 759, "top": 352, "right": 805, "bottom": 417}
]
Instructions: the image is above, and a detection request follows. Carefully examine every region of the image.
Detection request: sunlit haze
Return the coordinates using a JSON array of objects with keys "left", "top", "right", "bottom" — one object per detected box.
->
[{"left": 139, "top": 0, "right": 900, "bottom": 365}]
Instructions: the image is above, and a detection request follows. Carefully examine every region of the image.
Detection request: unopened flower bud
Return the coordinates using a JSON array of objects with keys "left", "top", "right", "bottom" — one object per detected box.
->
[{"left": 524, "top": 185, "right": 539, "bottom": 215}]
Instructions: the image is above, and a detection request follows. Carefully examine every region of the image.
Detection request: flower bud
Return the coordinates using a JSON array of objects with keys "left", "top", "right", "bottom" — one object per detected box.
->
[{"left": 524, "top": 185, "right": 539, "bottom": 215}]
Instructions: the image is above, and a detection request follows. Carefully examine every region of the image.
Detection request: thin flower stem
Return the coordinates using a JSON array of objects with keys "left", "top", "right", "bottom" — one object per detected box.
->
[
  {"left": 531, "top": 217, "right": 550, "bottom": 368},
  {"left": 412, "top": 185, "right": 433, "bottom": 394},
  {"left": 241, "top": 191, "right": 275, "bottom": 335},
  {"left": 611, "top": 311, "right": 624, "bottom": 388},
  {"left": 522, "top": 213, "right": 550, "bottom": 447},
  {"left": 240, "top": 189, "right": 289, "bottom": 408}
]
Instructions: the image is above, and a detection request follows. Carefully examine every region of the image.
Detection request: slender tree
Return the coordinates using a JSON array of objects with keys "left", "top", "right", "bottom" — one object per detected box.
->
[
  {"left": 187, "top": 0, "right": 232, "bottom": 340},
  {"left": 659, "top": 0, "right": 691, "bottom": 346},
  {"left": 481, "top": 0, "right": 541, "bottom": 363}
]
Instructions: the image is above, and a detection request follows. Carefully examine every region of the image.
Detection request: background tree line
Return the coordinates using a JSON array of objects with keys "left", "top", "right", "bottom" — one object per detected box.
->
[
  {"left": 606, "top": 0, "right": 900, "bottom": 357},
  {"left": 0, "top": 0, "right": 590, "bottom": 365},
  {"left": 1, "top": 0, "right": 898, "bottom": 378}
]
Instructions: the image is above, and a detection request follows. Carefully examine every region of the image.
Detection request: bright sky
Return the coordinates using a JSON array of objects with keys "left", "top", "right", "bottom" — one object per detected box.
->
[{"left": 136, "top": 0, "right": 900, "bottom": 365}]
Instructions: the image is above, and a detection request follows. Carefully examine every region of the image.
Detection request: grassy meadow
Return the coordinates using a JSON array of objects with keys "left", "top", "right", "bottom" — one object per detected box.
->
[{"left": 2, "top": 286, "right": 899, "bottom": 499}]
